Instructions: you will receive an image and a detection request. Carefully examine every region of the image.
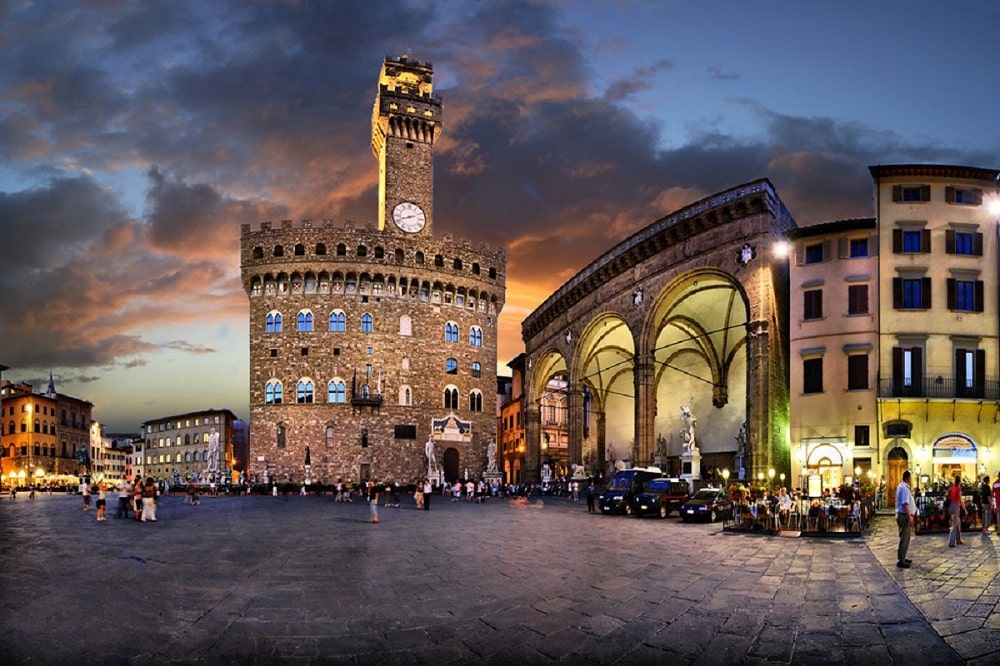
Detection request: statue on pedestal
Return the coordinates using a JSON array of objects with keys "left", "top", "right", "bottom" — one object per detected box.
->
[
  {"left": 425, "top": 435, "right": 439, "bottom": 477},
  {"left": 679, "top": 398, "right": 698, "bottom": 453}
]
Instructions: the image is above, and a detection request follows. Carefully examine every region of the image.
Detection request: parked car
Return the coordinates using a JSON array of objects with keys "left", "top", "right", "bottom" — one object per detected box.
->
[
  {"left": 678, "top": 487, "right": 733, "bottom": 522},
  {"left": 598, "top": 467, "right": 663, "bottom": 515},
  {"left": 631, "top": 478, "right": 690, "bottom": 518}
]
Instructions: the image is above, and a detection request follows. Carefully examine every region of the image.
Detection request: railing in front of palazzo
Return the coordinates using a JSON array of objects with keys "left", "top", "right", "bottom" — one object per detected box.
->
[{"left": 877, "top": 376, "right": 1000, "bottom": 400}]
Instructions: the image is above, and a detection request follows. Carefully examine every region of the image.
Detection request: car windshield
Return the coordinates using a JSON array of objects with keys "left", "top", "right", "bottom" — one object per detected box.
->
[
  {"left": 605, "top": 471, "right": 636, "bottom": 491},
  {"left": 646, "top": 479, "right": 674, "bottom": 491},
  {"left": 691, "top": 489, "right": 721, "bottom": 501}
]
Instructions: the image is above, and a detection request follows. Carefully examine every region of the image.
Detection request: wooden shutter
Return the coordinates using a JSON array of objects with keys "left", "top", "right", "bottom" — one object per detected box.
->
[
  {"left": 920, "top": 229, "right": 930, "bottom": 253},
  {"left": 945, "top": 229, "right": 956, "bottom": 254},
  {"left": 919, "top": 185, "right": 930, "bottom": 201},
  {"left": 976, "top": 350, "right": 986, "bottom": 395},
  {"left": 945, "top": 186, "right": 956, "bottom": 203},
  {"left": 975, "top": 281, "right": 984, "bottom": 312},
  {"left": 838, "top": 238, "right": 848, "bottom": 259},
  {"left": 947, "top": 278, "right": 956, "bottom": 309},
  {"left": 921, "top": 277, "right": 931, "bottom": 308},
  {"left": 892, "top": 278, "right": 902, "bottom": 308},
  {"left": 973, "top": 232, "right": 983, "bottom": 256},
  {"left": 892, "top": 185, "right": 902, "bottom": 202},
  {"left": 892, "top": 229, "right": 902, "bottom": 253}
]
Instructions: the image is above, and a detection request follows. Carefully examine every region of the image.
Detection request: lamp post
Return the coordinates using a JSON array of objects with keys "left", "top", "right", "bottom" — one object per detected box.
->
[{"left": 722, "top": 467, "right": 730, "bottom": 488}]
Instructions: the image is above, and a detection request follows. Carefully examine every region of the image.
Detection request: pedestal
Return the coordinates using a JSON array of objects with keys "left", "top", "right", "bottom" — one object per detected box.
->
[
  {"left": 681, "top": 449, "right": 701, "bottom": 487},
  {"left": 483, "top": 471, "right": 503, "bottom": 493}
]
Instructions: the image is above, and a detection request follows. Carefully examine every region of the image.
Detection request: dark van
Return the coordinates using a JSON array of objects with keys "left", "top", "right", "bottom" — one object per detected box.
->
[
  {"left": 598, "top": 467, "right": 663, "bottom": 515},
  {"left": 631, "top": 478, "right": 691, "bottom": 518}
]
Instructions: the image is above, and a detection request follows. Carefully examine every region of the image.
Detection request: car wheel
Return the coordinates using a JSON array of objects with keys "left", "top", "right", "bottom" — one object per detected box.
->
[
  {"left": 625, "top": 504, "right": 634, "bottom": 516},
  {"left": 710, "top": 509, "right": 718, "bottom": 522},
  {"left": 659, "top": 505, "right": 668, "bottom": 519}
]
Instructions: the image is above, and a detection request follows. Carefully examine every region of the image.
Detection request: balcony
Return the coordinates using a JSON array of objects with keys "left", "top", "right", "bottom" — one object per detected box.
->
[
  {"left": 878, "top": 377, "right": 1000, "bottom": 400},
  {"left": 350, "top": 393, "right": 383, "bottom": 413}
]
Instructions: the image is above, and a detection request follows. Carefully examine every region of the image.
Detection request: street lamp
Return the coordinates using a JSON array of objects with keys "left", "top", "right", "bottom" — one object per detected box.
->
[
  {"left": 722, "top": 468, "right": 730, "bottom": 487},
  {"left": 768, "top": 468, "right": 775, "bottom": 489}
]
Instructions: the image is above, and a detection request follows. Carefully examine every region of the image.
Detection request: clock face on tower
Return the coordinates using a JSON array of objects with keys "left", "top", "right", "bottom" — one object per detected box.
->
[{"left": 392, "top": 201, "right": 426, "bottom": 233}]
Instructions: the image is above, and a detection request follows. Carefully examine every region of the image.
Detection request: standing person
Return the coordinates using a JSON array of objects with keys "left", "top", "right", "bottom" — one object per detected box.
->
[
  {"left": 895, "top": 470, "right": 916, "bottom": 568},
  {"left": 141, "top": 477, "right": 157, "bottom": 522},
  {"left": 586, "top": 481, "right": 596, "bottom": 513},
  {"left": 414, "top": 481, "right": 424, "bottom": 509},
  {"left": 993, "top": 471, "right": 1000, "bottom": 535},
  {"left": 366, "top": 479, "right": 379, "bottom": 523},
  {"left": 947, "top": 474, "right": 966, "bottom": 547},
  {"left": 81, "top": 480, "right": 91, "bottom": 511},
  {"left": 422, "top": 478, "right": 432, "bottom": 511},
  {"left": 132, "top": 475, "right": 143, "bottom": 520},
  {"left": 116, "top": 479, "right": 131, "bottom": 519},
  {"left": 335, "top": 479, "right": 344, "bottom": 502},
  {"left": 981, "top": 475, "right": 993, "bottom": 536},
  {"left": 95, "top": 481, "right": 107, "bottom": 521}
]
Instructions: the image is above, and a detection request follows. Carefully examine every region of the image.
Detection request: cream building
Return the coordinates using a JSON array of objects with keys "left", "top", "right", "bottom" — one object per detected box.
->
[
  {"left": 787, "top": 218, "right": 879, "bottom": 495},
  {"left": 872, "top": 165, "right": 999, "bottom": 500}
]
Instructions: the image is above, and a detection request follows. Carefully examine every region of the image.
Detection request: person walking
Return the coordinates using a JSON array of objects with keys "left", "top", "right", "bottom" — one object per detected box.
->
[
  {"left": 422, "top": 479, "right": 432, "bottom": 511},
  {"left": 81, "top": 480, "right": 91, "bottom": 511},
  {"left": 132, "top": 475, "right": 143, "bottom": 520},
  {"left": 981, "top": 475, "right": 993, "bottom": 536},
  {"left": 895, "top": 470, "right": 916, "bottom": 568},
  {"left": 586, "top": 481, "right": 596, "bottom": 513},
  {"left": 947, "top": 474, "right": 966, "bottom": 547},
  {"left": 366, "top": 479, "right": 380, "bottom": 523}
]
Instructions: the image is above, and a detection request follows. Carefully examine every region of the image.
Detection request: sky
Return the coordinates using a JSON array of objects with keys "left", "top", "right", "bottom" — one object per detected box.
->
[{"left": 1, "top": 0, "right": 998, "bottom": 433}]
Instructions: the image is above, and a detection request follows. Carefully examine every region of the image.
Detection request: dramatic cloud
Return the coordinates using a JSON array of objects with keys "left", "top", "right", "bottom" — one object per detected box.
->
[{"left": 1, "top": 0, "right": 996, "bottom": 429}]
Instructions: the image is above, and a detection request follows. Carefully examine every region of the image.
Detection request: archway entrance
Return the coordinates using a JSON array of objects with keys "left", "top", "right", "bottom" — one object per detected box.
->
[
  {"left": 443, "top": 448, "right": 459, "bottom": 482},
  {"left": 886, "top": 446, "right": 909, "bottom": 508}
]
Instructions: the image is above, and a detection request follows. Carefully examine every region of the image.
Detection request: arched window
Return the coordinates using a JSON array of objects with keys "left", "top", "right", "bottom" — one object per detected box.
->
[
  {"left": 325, "top": 425, "right": 335, "bottom": 446},
  {"left": 446, "top": 358, "right": 458, "bottom": 374},
  {"left": 469, "top": 390, "right": 483, "bottom": 412},
  {"left": 266, "top": 311, "right": 283, "bottom": 333},
  {"left": 297, "top": 310, "right": 313, "bottom": 332},
  {"left": 399, "top": 315, "right": 412, "bottom": 336},
  {"left": 253, "top": 246, "right": 264, "bottom": 259},
  {"left": 7, "top": 421, "right": 14, "bottom": 435},
  {"left": 398, "top": 386, "right": 412, "bottom": 406},
  {"left": 329, "top": 310, "right": 346, "bottom": 332},
  {"left": 297, "top": 380, "right": 314, "bottom": 404},
  {"left": 336, "top": 243, "right": 347, "bottom": 256},
  {"left": 184, "top": 452, "right": 191, "bottom": 462},
  {"left": 316, "top": 243, "right": 327, "bottom": 255},
  {"left": 357, "top": 245, "right": 367, "bottom": 257},
  {"left": 273, "top": 245, "right": 284, "bottom": 257},
  {"left": 395, "top": 248, "right": 405, "bottom": 262},
  {"left": 434, "top": 254, "right": 444, "bottom": 267},
  {"left": 453, "top": 258, "right": 463, "bottom": 270},
  {"left": 265, "top": 380, "right": 283, "bottom": 405},
  {"left": 34, "top": 419, "right": 40, "bottom": 432},
  {"left": 445, "top": 322, "right": 459, "bottom": 343},
  {"left": 444, "top": 387, "right": 459, "bottom": 410},
  {"left": 193, "top": 451, "right": 200, "bottom": 462},
  {"left": 472, "top": 361, "right": 482, "bottom": 378},
  {"left": 294, "top": 243, "right": 305, "bottom": 256},
  {"left": 361, "top": 313, "right": 373, "bottom": 333},
  {"left": 328, "top": 380, "right": 346, "bottom": 403},
  {"left": 469, "top": 326, "right": 483, "bottom": 347}
]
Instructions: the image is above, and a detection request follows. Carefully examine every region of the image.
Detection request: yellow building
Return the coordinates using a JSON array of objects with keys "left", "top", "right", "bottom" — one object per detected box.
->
[{"left": 872, "top": 165, "right": 999, "bottom": 499}]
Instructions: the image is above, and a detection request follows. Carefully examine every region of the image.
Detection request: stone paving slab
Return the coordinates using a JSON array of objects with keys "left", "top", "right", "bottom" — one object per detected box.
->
[{"left": 0, "top": 492, "right": 990, "bottom": 664}]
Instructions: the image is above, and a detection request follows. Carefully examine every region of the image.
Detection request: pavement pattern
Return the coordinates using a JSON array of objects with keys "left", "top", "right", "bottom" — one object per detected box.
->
[{"left": 1, "top": 491, "right": 997, "bottom": 665}]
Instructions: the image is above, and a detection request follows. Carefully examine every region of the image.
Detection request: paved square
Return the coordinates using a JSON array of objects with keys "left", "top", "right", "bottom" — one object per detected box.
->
[{"left": 2, "top": 492, "right": 994, "bottom": 664}]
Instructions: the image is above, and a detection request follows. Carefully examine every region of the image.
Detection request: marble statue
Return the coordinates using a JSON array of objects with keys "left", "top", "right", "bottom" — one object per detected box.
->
[
  {"left": 206, "top": 428, "right": 221, "bottom": 474},
  {"left": 486, "top": 439, "right": 498, "bottom": 474},
  {"left": 425, "top": 435, "right": 439, "bottom": 476},
  {"left": 679, "top": 398, "right": 698, "bottom": 453}
]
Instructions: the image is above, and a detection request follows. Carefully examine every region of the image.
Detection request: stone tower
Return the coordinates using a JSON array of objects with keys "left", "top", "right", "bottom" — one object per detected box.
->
[
  {"left": 371, "top": 55, "right": 441, "bottom": 235},
  {"left": 240, "top": 57, "right": 505, "bottom": 488}
]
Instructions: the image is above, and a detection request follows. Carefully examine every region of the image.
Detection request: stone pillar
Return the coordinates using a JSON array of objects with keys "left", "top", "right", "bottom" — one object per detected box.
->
[
  {"left": 596, "top": 412, "right": 607, "bottom": 480},
  {"left": 633, "top": 354, "right": 656, "bottom": 467},
  {"left": 525, "top": 407, "right": 542, "bottom": 483},
  {"left": 566, "top": 387, "right": 584, "bottom": 467}
]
